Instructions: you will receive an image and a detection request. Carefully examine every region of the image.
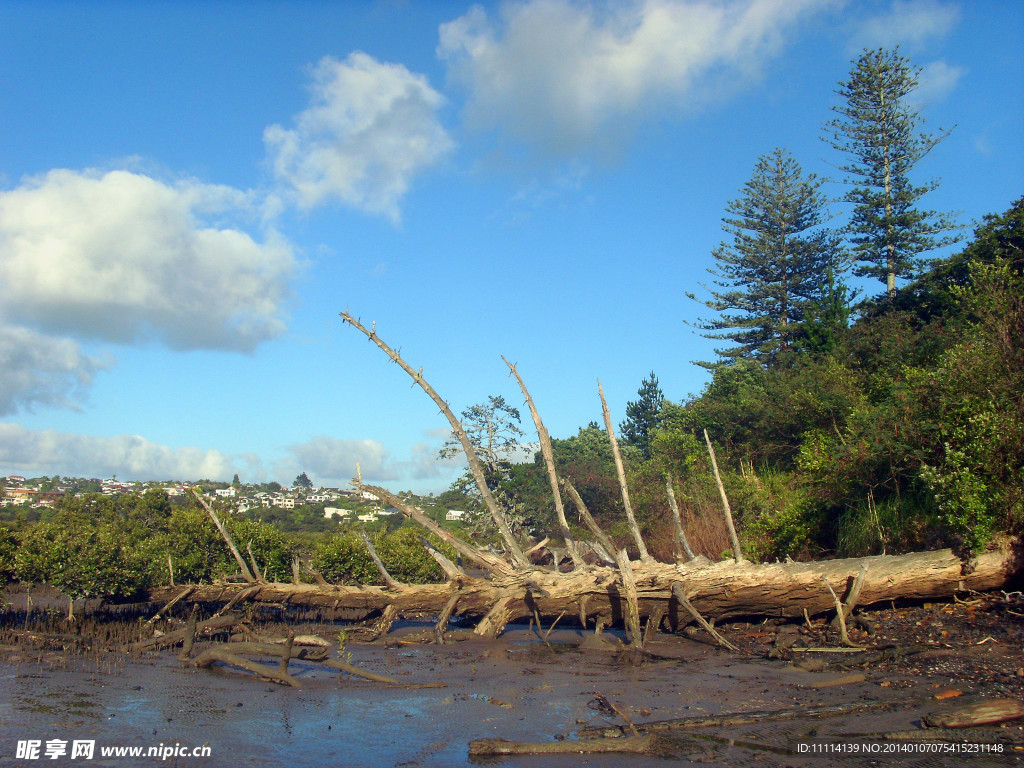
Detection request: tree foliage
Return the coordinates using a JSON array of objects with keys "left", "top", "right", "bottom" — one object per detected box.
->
[
  {"left": 824, "top": 47, "right": 959, "bottom": 298},
  {"left": 619, "top": 372, "right": 665, "bottom": 459},
  {"left": 690, "top": 148, "right": 844, "bottom": 365}
]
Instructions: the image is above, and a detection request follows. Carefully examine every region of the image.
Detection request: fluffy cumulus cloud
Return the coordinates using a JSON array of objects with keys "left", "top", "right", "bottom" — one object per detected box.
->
[
  {"left": 914, "top": 59, "right": 965, "bottom": 105},
  {"left": 264, "top": 52, "right": 454, "bottom": 222},
  {"left": 286, "top": 434, "right": 459, "bottom": 486},
  {"left": 0, "top": 326, "right": 109, "bottom": 415},
  {"left": 0, "top": 423, "right": 246, "bottom": 481},
  {"left": 438, "top": 0, "right": 832, "bottom": 156},
  {"left": 851, "top": 0, "right": 959, "bottom": 51},
  {"left": 0, "top": 169, "right": 295, "bottom": 353}
]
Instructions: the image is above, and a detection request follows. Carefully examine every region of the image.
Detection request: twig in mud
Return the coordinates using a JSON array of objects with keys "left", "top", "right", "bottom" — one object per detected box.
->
[
  {"left": 577, "top": 700, "right": 902, "bottom": 739},
  {"left": 671, "top": 584, "right": 740, "bottom": 653},
  {"left": 823, "top": 575, "right": 863, "bottom": 649},
  {"left": 469, "top": 734, "right": 657, "bottom": 757},
  {"left": 593, "top": 694, "right": 640, "bottom": 737},
  {"left": 147, "top": 585, "right": 195, "bottom": 626},
  {"left": 543, "top": 610, "right": 566, "bottom": 641}
]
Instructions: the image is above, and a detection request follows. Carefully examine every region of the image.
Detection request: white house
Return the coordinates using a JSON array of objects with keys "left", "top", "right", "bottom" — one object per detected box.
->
[
  {"left": 215, "top": 488, "right": 237, "bottom": 498},
  {"left": 357, "top": 513, "right": 378, "bottom": 523},
  {"left": 324, "top": 507, "right": 351, "bottom": 519},
  {"left": 445, "top": 509, "right": 468, "bottom": 521}
]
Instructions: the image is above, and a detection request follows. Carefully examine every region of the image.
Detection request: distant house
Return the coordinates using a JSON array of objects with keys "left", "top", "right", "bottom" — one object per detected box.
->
[
  {"left": 324, "top": 507, "right": 351, "bottom": 519},
  {"left": 214, "top": 488, "right": 237, "bottom": 498},
  {"left": 357, "top": 513, "right": 378, "bottom": 523},
  {"left": 445, "top": 509, "right": 468, "bottom": 521}
]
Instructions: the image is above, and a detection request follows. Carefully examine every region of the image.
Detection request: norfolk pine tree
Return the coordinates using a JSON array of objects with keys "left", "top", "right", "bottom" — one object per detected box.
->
[
  {"left": 689, "top": 148, "right": 843, "bottom": 366},
  {"left": 620, "top": 372, "right": 665, "bottom": 459},
  {"left": 824, "top": 47, "right": 959, "bottom": 299}
]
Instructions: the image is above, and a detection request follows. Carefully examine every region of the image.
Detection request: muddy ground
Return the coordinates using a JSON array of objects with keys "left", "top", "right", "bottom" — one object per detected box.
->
[{"left": 1, "top": 587, "right": 1022, "bottom": 767}]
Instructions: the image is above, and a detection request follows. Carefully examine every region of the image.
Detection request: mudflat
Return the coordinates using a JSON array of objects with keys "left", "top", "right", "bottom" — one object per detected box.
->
[{"left": 1, "top": 592, "right": 1022, "bottom": 767}]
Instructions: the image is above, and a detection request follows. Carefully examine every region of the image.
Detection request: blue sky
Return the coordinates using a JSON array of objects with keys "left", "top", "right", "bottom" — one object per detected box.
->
[{"left": 1, "top": 0, "right": 1021, "bottom": 492}]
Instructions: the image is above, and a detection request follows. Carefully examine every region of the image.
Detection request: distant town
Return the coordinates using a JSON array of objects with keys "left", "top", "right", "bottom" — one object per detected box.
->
[{"left": 0, "top": 474, "right": 470, "bottom": 529}]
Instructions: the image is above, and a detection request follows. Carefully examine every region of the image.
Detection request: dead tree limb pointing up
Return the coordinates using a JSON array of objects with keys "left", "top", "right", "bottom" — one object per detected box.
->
[
  {"left": 503, "top": 356, "right": 583, "bottom": 569},
  {"left": 599, "top": 379, "right": 650, "bottom": 561},
  {"left": 192, "top": 488, "right": 254, "bottom": 583},
  {"left": 340, "top": 312, "right": 528, "bottom": 567}
]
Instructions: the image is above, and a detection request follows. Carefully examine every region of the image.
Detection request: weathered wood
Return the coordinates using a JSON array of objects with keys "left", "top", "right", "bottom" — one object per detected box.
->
[
  {"left": 245, "top": 540, "right": 265, "bottom": 583},
  {"left": 132, "top": 613, "right": 242, "bottom": 653},
  {"left": 418, "top": 536, "right": 464, "bottom": 580},
  {"left": 371, "top": 604, "right": 399, "bottom": 638},
  {"left": 599, "top": 379, "right": 650, "bottom": 561},
  {"left": 665, "top": 473, "right": 696, "bottom": 562},
  {"left": 193, "top": 646, "right": 301, "bottom": 687},
  {"left": 177, "top": 605, "right": 199, "bottom": 661},
  {"left": 833, "top": 561, "right": 869, "bottom": 628},
  {"left": 192, "top": 489, "right": 255, "bottom": 583},
  {"left": 703, "top": 429, "right": 743, "bottom": 563},
  {"left": 578, "top": 700, "right": 900, "bottom": 739},
  {"left": 615, "top": 549, "right": 642, "bottom": 647},
  {"left": 561, "top": 479, "right": 617, "bottom": 563},
  {"left": 322, "top": 657, "right": 402, "bottom": 684},
  {"left": 671, "top": 584, "right": 739, "bottom": 652},
  {"left": 353, "top": 481, "right": 511, "bottom": 576},
  {"left": 505, "top": 357, "right": 584, "bottom": 569},
  {"left": 359, "top": 532, "right": 402, "bottom": 590},
  {"left": 147, "top": 542, "right": 1021, "bottom": 634},
  {"left": 823, "top": 574, "right": 862, "bottom": 648},
  {"left": 434, "top": 589, "right": 462, "bottom": 643},
  {"left": 924, "top": 699, "right": 1024, "bottom": 729},
  {"left": 147, "top": 585, "right": 194, "bottom": 626},
  {"left": 340, "top": 312, "right": 528, "bottom": 566},
  {"left": 469, "top": 735, "right": 656, "bottom": 757},
  {"left": 474, "top": 594, "right": 518, "bottom": 639}
]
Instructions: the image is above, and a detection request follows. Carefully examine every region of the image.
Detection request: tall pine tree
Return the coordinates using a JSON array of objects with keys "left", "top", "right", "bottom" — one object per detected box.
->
[
  {"left": 824, "top": 47, "right": 959, "bottom": 299},
  {"left": 689, "top": 148, "right": 843, "bottom": 366},
  {"left": 619, "top": 372, "right": 665, "bottom": 459}
]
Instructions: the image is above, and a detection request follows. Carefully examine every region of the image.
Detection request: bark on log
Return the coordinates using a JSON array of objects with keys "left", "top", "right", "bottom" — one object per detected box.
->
[{"left": 147, "top": 541, "right": 1021, "bottom": 636}]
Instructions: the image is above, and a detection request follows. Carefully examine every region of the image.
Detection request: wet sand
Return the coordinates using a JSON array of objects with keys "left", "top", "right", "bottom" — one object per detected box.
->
[{"left": 2, "top": 595, "right": 1022, "bottom": 767}]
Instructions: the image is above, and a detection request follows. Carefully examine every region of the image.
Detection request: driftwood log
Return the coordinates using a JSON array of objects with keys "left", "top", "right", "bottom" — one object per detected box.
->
[
  {"left": 148, "top": 541, "right": 1020, "bottom": 635},
  {"left": 143, "top": 316, "right": 1023, "bottom": 641}
]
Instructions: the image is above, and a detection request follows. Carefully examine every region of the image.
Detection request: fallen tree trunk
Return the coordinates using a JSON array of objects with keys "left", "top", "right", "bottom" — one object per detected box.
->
[{"left": 146, "top": 541, "right": 1020, "bottom": 634}]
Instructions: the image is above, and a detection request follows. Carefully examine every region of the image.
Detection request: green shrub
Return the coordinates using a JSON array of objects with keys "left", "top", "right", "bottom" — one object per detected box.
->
[
  {"left": 15, "top": 521, "right": 149, "bottom": 601},
  {"left": 0, "top": 524, "right": 17, "bottom": 582},
  {"left": 311, "top": 532, "right": 376, "bottom": 584},
  {"left": 227, "top": 518, "right": 295, "bottom": 582}
]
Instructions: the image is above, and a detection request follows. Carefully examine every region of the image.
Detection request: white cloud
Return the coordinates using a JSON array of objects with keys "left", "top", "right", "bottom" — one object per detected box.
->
[
  {"left": 851, "top": 0, "right": 959, "bottom": 51},
  {"left": 438, "top": 0, "right": 832, "bottom": 157},
  {"left": 913, "top": 59, "right": 964, "bottom": 106},
  {"left": 286, "top": 433, "right": 460, "bottom": 486},
  {"left": 0, "top": 423, "right": 247, "bottom": 481},
  {"left": 264, "top": 52, "right": 455, "bottom": 222},
  {"left": 0, "top": 326, "right": 110, "bottom": 415},
  {"left": 0, "top": 169, "right": 296, "bottom": 352}
]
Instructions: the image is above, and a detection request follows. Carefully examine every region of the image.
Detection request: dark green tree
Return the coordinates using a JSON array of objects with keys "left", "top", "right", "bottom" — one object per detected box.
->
[
  {"left": 689, "top": 148, "right": 843, "bottom": 365},
  {"left": 619, "top": 371, "right": 665, "bottom": 459},
  {"left": 796, "top": 267, "right": 855, "bottom": 357},
  {"left": 824, "top": 47, "right": 959, "bottom": 299},
  {"left": 293, "top": 472, "right": 313, "bottom": 490}
]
